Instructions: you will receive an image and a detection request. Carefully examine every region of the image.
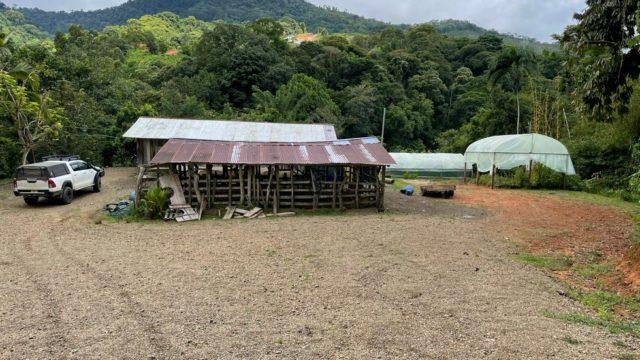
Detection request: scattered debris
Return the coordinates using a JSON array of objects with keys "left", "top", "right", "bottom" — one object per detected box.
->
[
  {"left": 222, "top": 207, "right": 295, "bottom": 220},
  {"left": 165, "top": 205, "right": 201, "bottom": 222},
  {"left": 400, "top": 185, "right": 414, "bottom": 196},
  {"left": 421, "top": 185, "right": 456, "bottom": 199},
  {"left": 104, "top": 200, "right": 131, "bottom": 217}
]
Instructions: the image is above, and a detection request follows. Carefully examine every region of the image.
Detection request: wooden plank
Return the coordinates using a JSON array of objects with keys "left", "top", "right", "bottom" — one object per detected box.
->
[
  {"left": 239, "top": 165, "right": 245, "bottom": 206},
  {"left": 244, "top": 207, "right": 263, "bottom": 218},
  {"left": 223, "top": 207, "right": 236, "bottom": 220},
  {"left": 206, "top": 165, "right": 212, "bottom": 208},
  {"left": 274, "top": 166, "right": 280, "bottom": 215}
]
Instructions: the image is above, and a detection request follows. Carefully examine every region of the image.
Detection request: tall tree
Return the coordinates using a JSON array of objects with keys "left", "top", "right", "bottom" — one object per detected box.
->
[
  {"left": 489, "top": 46, "right": 535, "bottom": 134},
  {"left": 0, "top": 71, "right": 63, "bottom": 164}
]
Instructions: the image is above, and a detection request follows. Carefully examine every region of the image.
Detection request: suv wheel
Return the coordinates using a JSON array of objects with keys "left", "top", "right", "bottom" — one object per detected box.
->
[
  {"left": 60, "top": 186, "right": 74, "bottom": 205},
  {"left": 24, "top": 196, "right": 39, "bottom": 206},
  {"left": 93, "top": 176, "right": 102, "bottom": 193}
]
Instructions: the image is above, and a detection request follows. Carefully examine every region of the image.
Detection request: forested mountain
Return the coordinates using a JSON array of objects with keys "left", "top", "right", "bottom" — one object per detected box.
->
[
  {"left": 0, "top": 4, "right": 47, "bottom": 44},
  {"left": 8, "top": 0, "right": 388, "bottom": 34},
  {"left": 6, "top": 0, "right": 554, "bottom": 51},
  {"left": 1, "top": 2, "right": 639, "bottom": 200}
]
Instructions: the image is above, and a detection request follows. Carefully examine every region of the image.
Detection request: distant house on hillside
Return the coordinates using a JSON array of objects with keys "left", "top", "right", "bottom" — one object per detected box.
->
[
  {"left": 123, "top": 117, "right": 338, "bottom": 165},
  {"left": 286, "top": 33, "right": 318, "bottom": 46}
]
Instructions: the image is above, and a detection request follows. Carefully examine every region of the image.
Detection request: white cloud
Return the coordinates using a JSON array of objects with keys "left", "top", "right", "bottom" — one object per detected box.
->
[
  {"left": 9, "top": 0, "right": 586, "bottom": 41},
  {"left": 308, "top": 0, "right": 586, "bottom": 42}
]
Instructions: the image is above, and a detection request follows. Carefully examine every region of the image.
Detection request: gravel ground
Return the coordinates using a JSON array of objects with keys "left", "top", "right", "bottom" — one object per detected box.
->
[{"left": 0, "top": 168, "right": 638, "bottom": 359}]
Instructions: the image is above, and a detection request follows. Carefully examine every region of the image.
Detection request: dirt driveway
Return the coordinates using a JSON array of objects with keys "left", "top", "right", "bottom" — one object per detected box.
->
[{"left": 0, "top": 168, "right": 638, "bottom": 359}]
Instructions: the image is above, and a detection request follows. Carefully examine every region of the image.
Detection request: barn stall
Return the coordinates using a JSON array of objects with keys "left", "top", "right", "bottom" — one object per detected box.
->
[{"left": 136, "top": 137, "right": 395, "bottom": 215}]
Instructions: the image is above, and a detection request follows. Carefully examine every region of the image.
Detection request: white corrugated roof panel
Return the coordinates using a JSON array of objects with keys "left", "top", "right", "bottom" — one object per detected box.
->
[{"left": 123, "top": 117, "right": 338, "bottom": 142}]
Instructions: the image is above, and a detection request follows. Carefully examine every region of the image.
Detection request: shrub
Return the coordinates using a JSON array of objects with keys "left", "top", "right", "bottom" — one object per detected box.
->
[
  {"left": 137, "top": 187, "right": 170, "bottom": 219},
  {"left": 402, "top": 171, "right": 418, "bottom": 179}
]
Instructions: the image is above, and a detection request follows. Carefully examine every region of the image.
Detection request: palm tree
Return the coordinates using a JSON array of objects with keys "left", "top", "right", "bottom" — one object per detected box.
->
[{"left": 489, "top": 46, "right": 536, "bottom": 134}]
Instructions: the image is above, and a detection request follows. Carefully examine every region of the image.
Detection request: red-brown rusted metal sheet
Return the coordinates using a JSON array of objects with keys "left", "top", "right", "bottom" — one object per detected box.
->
[{"left": 150, "top": 137, "right": 396, "bottom": 166}]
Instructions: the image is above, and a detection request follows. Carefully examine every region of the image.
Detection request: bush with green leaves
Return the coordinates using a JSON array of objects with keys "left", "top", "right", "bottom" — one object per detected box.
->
[{"left": 137, "top": 187, "right": 170, "bottom": 219}]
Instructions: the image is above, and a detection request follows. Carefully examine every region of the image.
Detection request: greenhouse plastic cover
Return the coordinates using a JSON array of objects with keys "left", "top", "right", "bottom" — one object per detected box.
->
[
  {"left": 464, "top": 134, "right": 576, "bottom": 175},
  {"left": 389, "top": 153, "right": 466, "bottom": 171}
]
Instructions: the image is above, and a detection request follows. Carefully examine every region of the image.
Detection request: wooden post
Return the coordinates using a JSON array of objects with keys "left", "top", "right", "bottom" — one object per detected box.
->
[
  {"left": 379, "top": 166, "right": 386, "bottom": 211},
  {"left": 290, "top": 166, "right": 294, "bottom": 210},
  {"left": 134, "top": 166, "right": 147, "bottom": 208},
  {"left": 212, "top": 170, "right": 217, "bottom": 207},
  {"left": 332, "top": 167, "right": 337, "bottom": 209},
  {"left": 491, "top": 164, "right": 496, "bottom": 189},
  {"left": 227, "top": 165, "right": 232, "bottom": 206},
  {"left": 265, "top": 166, "right": 274, "bottom": 209},
  {"left": 310, "top": 168, "right": 318, "bottom": 210},
  {"left": 355, "top": 167, "right": 360, "bottom": 209},
  {"left": 528, "top": 159, "right": 533, "bottom": 184},
  {"left": 274, "top": 166, "right": 280, "bottom": 215},
  {"left": 206, "top": 165, "right": 212, "bottom": 208},
  {"left": 188, "top": 164, "right": 193, "bottom": 205},
  {"left": 475, "top": 165, "right": 480, "bottom": 185},
  {"left": 239, "top": 165, "right": 245, "bottom": 207},
  {"left": 463, "top": 162, "right": 467, "bottom": 184}
]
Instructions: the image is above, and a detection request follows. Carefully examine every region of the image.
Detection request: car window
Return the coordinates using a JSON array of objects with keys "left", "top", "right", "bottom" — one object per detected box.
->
[
  {"left": 71, "top": 162, "right": 89, "bottom": 171},
  {"left": 16, "top": 167, "right": 47, "bottom": 180},
  {"left": 50, "top": 164, "right": 70, "bottom": 177}
]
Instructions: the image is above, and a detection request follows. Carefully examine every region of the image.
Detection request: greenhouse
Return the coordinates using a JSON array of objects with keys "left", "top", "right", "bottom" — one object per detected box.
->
[
  {"left": 388, "top": 153, "right": 469, "bottom": 178},
  {"left": 464, "top": 134, "right": 576, "bottom": 175}
]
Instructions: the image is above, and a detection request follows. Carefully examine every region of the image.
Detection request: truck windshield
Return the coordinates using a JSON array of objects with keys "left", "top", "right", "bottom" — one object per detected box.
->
[{"left": 16, "top": 167, "right": 49, "bottom": 180}]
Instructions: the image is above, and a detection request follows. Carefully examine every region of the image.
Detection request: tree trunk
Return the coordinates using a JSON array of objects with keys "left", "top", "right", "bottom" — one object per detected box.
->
[
  {"left": 516, "top": 90, "right": 521, "bottom": 135},
  {"left": 21, "top": 148, "right": 30, "bottom": 165}
]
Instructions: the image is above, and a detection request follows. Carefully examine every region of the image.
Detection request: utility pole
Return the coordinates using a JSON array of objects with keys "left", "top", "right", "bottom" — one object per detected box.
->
[{"left": 381, "top": 107, "right": 387, "bottom": 144}]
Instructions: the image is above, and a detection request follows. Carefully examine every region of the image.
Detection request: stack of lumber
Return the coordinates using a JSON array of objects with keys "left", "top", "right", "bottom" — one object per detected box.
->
[
  {"left": 223, "top": 207, "right": 266, "bottom": 220},
  {"left": 222, "top": 207, "right": 296, "bottom": 220}
]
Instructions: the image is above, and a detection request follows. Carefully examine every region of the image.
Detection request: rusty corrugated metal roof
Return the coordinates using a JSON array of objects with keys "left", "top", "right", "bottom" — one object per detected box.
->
[
  {"left": 123, "top": 117, "right": 337, "bottom": 142},
  {"left": 150, "top": 137, "right": 396, "bottom": 166}
]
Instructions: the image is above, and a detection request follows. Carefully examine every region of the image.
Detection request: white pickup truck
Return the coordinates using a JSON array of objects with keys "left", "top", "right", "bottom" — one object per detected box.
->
[{"left": 12, "top": 156, "right": 105, "bottom": 205}]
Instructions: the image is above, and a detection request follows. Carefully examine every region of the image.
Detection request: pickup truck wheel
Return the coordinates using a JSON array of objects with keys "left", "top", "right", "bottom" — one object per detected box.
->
[
  {"left": 93, "top": 176, "right": 102, "bottom": 192},
  {"left": 60, "top": 186, "right": 74, "bottom": 205},
  {"left": 24, "top": 196, "right": 39, "bottom": 206}
]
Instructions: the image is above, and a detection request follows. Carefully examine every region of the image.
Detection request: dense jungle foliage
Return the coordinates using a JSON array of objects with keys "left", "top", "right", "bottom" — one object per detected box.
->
[{"left": 0, "top": 1, "right": 639, "bottom": 197}]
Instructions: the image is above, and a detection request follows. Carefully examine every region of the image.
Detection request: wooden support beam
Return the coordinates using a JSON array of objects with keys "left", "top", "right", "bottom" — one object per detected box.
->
[
  {"left": 463, "top": 162, "right": 467, "bottom": 184},
  {"left": 491, "top": 164, "right": 496, "bottom": 189},
  {"left": 310, "top": 168, "right": 318, "bottom": 210},
  {"left": 274, "top": 165, "right": 280, "bottom": 215},
  {"left": 355, "top": 167, "right": 360, "bottom": 209},
  {"left": 379, "top": 166, "right": 386, "bottom": 211},
  {"left": 290, "top": 166, "right": 294, "bottom": 210},
  {"left": 332, "top": 167, "right": 337, "bottom": 209},
  {"left": 187, "top": 164, "right": 194, "bottom": 205},
  {"left": 206, "top": 165, "right": 212, "bottom": 209},
  {"left": 476, "top": 165, "right": 480, "bottom": 185},
  {"left": 239, "top": 165, "right": 245, "bottom": 206},
  {"left": 227, "top": 165, "right": 232, "bottom": 206},
  {"left": 264, "top": 166, "right": 274, "bottom": 210}
]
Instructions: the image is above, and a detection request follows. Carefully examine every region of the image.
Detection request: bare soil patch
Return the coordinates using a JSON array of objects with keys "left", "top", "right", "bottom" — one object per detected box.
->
[
  {"left": 450, "top": 184, "right": 638, "bottom": 294},
  {"left": 0, "top": 169, "right": 638, "bottom": 358}
]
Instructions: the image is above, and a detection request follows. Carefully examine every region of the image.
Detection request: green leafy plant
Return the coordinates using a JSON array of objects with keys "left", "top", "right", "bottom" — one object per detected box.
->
[{"left": 137, "top": 187, "right": 170, "bottom": 219}]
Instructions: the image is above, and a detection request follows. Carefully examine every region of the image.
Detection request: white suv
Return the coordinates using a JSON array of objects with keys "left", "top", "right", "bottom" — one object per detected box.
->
[{"left": 12, "top": 156, "right": 105, "bottom": 205}]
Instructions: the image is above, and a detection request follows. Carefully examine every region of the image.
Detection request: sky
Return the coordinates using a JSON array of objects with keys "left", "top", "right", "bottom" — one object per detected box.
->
[{"left": 8, "top": 0, "right": 586, "bottom": 42}]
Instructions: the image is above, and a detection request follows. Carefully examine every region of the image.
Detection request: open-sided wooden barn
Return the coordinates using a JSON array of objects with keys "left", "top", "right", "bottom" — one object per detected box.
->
[
  {"left": 136, "top": 137, "right": 395, "bottom": 214},
  {"left": 123, "top": 117, "right": 338, "bottom": 165}
]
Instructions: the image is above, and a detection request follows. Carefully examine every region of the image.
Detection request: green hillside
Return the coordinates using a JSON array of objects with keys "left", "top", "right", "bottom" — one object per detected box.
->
[{"left": 9, "top": 0, "right": 389, "bottom": 35}]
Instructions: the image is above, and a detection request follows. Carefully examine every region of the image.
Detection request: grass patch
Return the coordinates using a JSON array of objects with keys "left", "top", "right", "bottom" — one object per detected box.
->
[
  {"left": 513, "top": 253, "right": 574, "bottom": 271},
  {"left": 391, "top": 179, "right": 411, "bottom": 191},
  {"left": 574, "top": 262, "right": 613, "bottom": 279},
  {"left": 544, "top": 311, "right": 640, "bottom": 338},
  {"left": 616, "top": 354, "right": 639, "bottom": 360}
]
